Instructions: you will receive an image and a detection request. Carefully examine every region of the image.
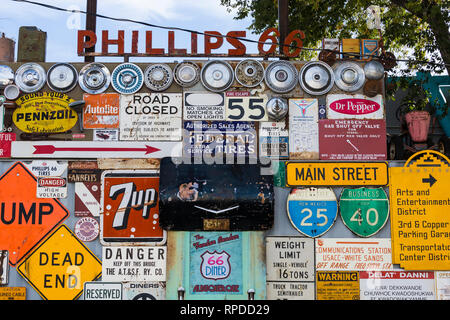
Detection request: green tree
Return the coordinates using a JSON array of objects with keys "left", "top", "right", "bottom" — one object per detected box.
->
[{"left": 220, "top": 0, "right": 449, "bottom": 75}]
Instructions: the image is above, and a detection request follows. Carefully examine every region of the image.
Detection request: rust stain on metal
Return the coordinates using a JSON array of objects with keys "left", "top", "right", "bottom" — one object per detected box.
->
[{"left": 68, "top": 160, "right": 99, "bottom": 170}]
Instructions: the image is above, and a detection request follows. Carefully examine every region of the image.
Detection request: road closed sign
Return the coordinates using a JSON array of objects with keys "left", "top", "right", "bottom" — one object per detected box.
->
[{"left": 17, "top": 225, "right": 102, "bottom": 300}]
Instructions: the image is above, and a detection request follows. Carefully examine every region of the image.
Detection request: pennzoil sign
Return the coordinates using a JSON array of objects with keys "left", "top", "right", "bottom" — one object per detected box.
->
[{"left": 14, "top": 92, "right": 77, "bottom": 133}]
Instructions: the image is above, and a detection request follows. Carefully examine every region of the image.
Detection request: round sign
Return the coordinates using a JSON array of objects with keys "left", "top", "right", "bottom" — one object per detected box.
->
[
  {"left": 339, "top": 187, "right": 389, "bottom": 237},
  {"left": 74, "top": 217, "right": 99, "bottom": 242},
  {"left": 287, "top": 187, "right": 338, "bottom": 238},
  {"left": 111, "top": 63, "right": 144, "bottom": 94}
]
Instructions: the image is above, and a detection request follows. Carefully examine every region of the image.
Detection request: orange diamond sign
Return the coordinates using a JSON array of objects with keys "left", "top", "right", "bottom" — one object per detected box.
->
[{"left": 0, "top": 161, "right": 69, "bottom": 266}]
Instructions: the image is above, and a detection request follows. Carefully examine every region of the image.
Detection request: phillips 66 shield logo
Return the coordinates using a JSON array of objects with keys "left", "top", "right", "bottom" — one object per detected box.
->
[
  {"left": 200, "top": 251, "right": 231, "bottom": 280},
  {"left": 101, "top": 170, "right": 166, "bottom": 245}
]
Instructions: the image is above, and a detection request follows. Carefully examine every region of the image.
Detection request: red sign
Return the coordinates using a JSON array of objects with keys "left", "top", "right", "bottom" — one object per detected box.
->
[
  {"left": 38, "top": 177, "right": 66, "bottom": 187},
  {"left": 319, "top": 119, "right": 387, "bottom": 160},
  {"left": 77, "top": 28, "right": 305, "bottom": 57},
  {"left": 328, "top": 98, "right": 381, "bottom": 115},
  {"left": 0, "top": 133, "right": 15, "bottom": 158},
  {"left": 101, "top": 170, "right": 165, "bottom": 245},
  {"left": 0, "top": 162, "right": 69, "bottom": 266}
]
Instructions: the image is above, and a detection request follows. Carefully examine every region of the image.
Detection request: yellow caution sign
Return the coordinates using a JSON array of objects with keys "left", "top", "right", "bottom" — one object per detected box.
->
[
  {"left": 286, "top": 162, "right": 388, "bottom": 187},
  {"left": 316, "top": 271, "right": 360, "bottom": 300},
  {"left": 389, "top": 150, "right": 450, "bottom": 270},
  {"left": 17, "top": 225, "right": 102, "bottom": 300}
]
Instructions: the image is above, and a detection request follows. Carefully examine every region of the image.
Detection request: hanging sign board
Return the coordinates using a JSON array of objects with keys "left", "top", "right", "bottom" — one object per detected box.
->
[
  {"left": 16, "top": 225, "right": 102, "bottom": 300},
  {"left": 315, "top": 238, "right": 393, "bottom": 271},
  {"left": 14, "top": 92, "right": 77, "bottom": 133},
  {"left": 285, "top": 162, "right": 388, "bottom": 187},
  {"left": 101, "top": 246, "right": 166, "bottom": 282},
  {"left": 316, "top": 271, "right": 360, "bottom": 300},
  {"left": 266, "top": 237, "right": 315, "bottom": 300},
  {"left": 119, "top": 93, "right": 182, "bottom": 141},
  {"left": 319, "top": 119, "right": 386, "bottom": 160},
  {"left": 83, "top": 93, "right": 120, "bottom": 129},
  {"left": 360, "top": 271, "right": 435, "bottom": 300},
  {"left": 101, "top": 170, "right": 166, "bottom": 245},
  {"left": 389, "top": 151, "right": 450, "bottom": 270},
  {"left": 159, "top": 158, "right": 274, "bottom": 231},
  {"left": 289, "top": 99, "right": 319, "bottom": 160},
  {"left": 0, "top": 161, "right": 69, "bottom": 266}
]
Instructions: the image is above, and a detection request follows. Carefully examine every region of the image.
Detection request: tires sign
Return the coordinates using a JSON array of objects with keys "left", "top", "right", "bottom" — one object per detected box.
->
[
  {"left": 287, "top": 187, "right": 338, "bottom": 238},
  {"left": 339, "top": 187, "right": 389, "bottom": 237}
]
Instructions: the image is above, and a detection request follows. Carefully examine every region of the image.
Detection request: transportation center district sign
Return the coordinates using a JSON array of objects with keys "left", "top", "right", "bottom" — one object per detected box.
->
[{"left": 389, "top": 151, "right": 450, "bottom": 270}]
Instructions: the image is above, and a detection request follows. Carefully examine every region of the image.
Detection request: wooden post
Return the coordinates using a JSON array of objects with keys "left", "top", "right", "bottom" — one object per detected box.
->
[
  {"left": 278, "top": 0, "right": 289, "bottom": 59},
  {"left": 85, "top": 0, "right": 97, "bottom": 62}
]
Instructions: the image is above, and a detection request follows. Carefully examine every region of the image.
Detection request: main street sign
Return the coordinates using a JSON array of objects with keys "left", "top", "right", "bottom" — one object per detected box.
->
[{"left": 389, "top": 150, "right": 450, "bottom": 270}]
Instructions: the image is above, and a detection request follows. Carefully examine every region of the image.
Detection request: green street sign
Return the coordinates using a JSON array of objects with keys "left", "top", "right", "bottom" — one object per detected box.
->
[{"left": 339, "top": 187, "right": 389, "bottom": 237}]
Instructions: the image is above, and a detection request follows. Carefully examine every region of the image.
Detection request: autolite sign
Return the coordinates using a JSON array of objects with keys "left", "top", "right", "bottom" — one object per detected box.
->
[{"left": 327, "top": 94, "right": 384, "bottom": 119}]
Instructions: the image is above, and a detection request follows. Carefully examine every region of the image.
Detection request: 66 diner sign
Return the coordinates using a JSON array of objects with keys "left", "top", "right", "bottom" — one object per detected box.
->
[
  {"left": 101, "top": 170, "right": 166, "bottom": 245},
  {"left": 200, "top": 251, "right": 231, "bottom": 280}
]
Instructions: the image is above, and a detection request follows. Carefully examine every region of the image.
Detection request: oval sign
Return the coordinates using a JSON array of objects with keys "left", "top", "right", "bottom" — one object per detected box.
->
[
  {"left": 329, "top": 98, "right": 381, "bottom": 115},
  {"left": 14, "top": 92, "right": 77, "bottom": 133}
]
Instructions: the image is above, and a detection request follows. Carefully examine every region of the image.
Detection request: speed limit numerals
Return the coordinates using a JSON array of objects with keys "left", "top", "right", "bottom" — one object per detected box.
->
[
  {"left": 287, "top": 187, "right": 338, "bottom": 238},
  {"left": 339, "top": 187, "right": 389, "bottom": 237},
  {"left": 225, "top": 92, "right": 269, "bottom": 121}
]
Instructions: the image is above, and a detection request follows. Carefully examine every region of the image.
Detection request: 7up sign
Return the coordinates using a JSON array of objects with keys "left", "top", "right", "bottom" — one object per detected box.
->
[
  {"left": 339, "top": 187, "right": 389, "bottom": 237},
  {"left": 101, "top": 170, "right": 166, "bottom": 245}
]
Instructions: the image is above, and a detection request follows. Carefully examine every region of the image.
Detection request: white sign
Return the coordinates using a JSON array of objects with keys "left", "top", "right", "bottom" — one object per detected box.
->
[
  {"left": 83, "top": 282, "right": 123, "bottom": 300},
  {"left": 225, "top": 92, "right": 269, "bottom": 121},
  {"left": 326, "top": 94, "right": 384, "bottom": 119},
  {"left": 123, "top": 282, "right": 166, "bottom": 300},
  {"left": 37, "top": 177, "right": 68, "bottom": 198},
  {"left": 289, "top": 99, "right": 319, "bottom": 159},
  {"left": 259, "top": 122, "right": 289, "bottom": 159},
  {"left": 25, "top": 160, "right": 67, "bottom": 177},
  {"left": 315, "top": 238, "right": 393, "bottom": 271},
  {"left": 436, "top": 271, "right": 450, "bottom": 300},
  {"left": 360, "top": 271, "right": 435, "bottom": 300},
  {"left": 183, "top": 92, "right": 225, "bottom": 120},
  {"left": 266, "top": 237, "right": 315, "bottom": 300},
  {"left": 93, "top": 129, "right": 119, "bottom": 141},
  {"left": 119, "top": 93, "right": 182, "bottom": 141},
  {"left": 102, "top": 246, "right": 166, "bottom": 282}
]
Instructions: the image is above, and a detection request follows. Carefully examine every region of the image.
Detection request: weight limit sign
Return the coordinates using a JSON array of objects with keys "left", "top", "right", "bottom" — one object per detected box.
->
[
  {"left": 287, "top": 187, "right": 338, "bottom": 238},
  {"left": 339, "top": 187, "right": 389, "bottom": 237}
]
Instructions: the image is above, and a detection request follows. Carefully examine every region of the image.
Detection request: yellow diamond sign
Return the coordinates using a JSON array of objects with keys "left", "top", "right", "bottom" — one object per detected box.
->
[{"left": 17, "top": 224, "right": 102, "bottom": 300}]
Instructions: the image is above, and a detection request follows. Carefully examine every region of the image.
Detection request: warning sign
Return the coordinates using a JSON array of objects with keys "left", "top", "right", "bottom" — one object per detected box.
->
[
  {"left": 0, "top": 162, "right": 69, "bottom": 266},
  {"left": 316, "top": 271, "right": 360, "bottom": 300},
  {"left": 17, "top": 225, "right": 102, "bottom": 300},
  {"left": 389, "top": 151, "right": 450, "bottom": 270},
  {"left": 0, "top": 287, "right": 26, "bottom": 300}
]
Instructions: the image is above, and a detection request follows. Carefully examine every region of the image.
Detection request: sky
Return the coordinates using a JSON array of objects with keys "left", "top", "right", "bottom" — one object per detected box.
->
[{"left": 0, "top": 0, "right": 262, "bottom": 62}]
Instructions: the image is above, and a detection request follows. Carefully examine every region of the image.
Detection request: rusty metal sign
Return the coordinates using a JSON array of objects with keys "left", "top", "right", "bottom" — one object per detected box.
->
[
  {"left": 17, "top": 224, "right": 102, "bottom": 300},
  {"left": 0, "top": 161, "right": 69, "bottom": 266},
  {"left": 75, "top": 182, "right": 101, "bottom": 217},
  {"left": 101, "top": 170, "right": 166, "bottom": 245},
  {"left": 159, "top": 158, "right": 274, "bottom": 231},
  {"left": 83, "top": 93, "right": 120, "bottom": 129}
]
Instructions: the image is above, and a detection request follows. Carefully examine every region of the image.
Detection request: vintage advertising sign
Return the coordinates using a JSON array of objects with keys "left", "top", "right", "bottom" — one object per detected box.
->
[
  {"left": 225, "top": 92, "right": 269, "bottom": 121},
  {"left": 319, "top": 119, "right": 387, "bottom": 160},
  {"left": 14, "top": 92, "right": 77, "bottom": 133},
  {"left": 0, "top": 161, "right": 69, "bottom": 266},
  {"left": 285, "top": 162, "right": 388, "bottom": 187},
  {"left": 119, "top": 93, "right": 182, "bottom": 141},
  {"left": 83, "top": 93, "right": 120, "bottom": 129},
  {"left": 159, "top": 158, "right": 274, "bottom": 231},
  {"left": 183, "top": 92, "right": 225, "bottom": 121},
  {"left": 183, "top": 121, "right": 256, "bottom": 158},
  {"left": 25, "top": 160, "right": 68, "bottom": 177},
  {"left": 436, "top": 271, "right": 450, "bottom": 300},
  {"left": 361, "top": 39, "right": 379, "bottom": 59},
  {"left": 16, "top": 225, "right": 102, "bottom": 300},
  {"left": 74, "top": 217, "right": 99, "bottom": 242},
  {"left": 259, "top": 122, "right": 289, "bottom": 159},
  {"left": 166, "top": 231, "right": 266, "bottom": 300},
  {"left": 389, "top": 151, "right": 450, "bottom": 270},
  {"left": 339, "top": 187, "right": 390, "bottom": 237},
  {"left": 266, "top": 237, "right": 315, "bottom": 300},
  {"left": 0, "top": 250, "right": 8, "bottom": 284},
  {"left": 0, "top": 133, "right": 15, "bottom": 158},
  {"left": 122, "top": 282, "right": 166, "bottom": 300},
  {"left": 101, "top": 170, "right": 166, "bottom": 245},
  {"left": 102, "top": 246, "right": 166, "bottom": 282},
  {"left": 360, "top": 271, "right": 435, "bottom": 300},
  {"left": 11, "top": 141, "right": 182, "bottom": 158},
  {"left": 68, "top": 161, "right": 100, "bottom": 182},
  {"left": 286, "top": 188, "right": 338, "bottom": 238},
  {"left": 316, "top": 271, "right": 360, "bottom": 300},
  {"left": 0, "top": 287, "right": 26, "bottom": 300},
  {"left": 289, "top": 99, "right": 319, "bottom": 160},
  {"left": 315, "top": 238, "right": 393, "bottom": 271},
  {"left": 326, "top": 94, "right": 384, "bottom": 119},
  {"left": 84, "top": 282, "right": 123, "bottom": 300},
  {"left": 75, "top": 182, "right": 101, "bottom": 217},
  {"left": 94, "top": 129, "right": 119, "bottom": 141}
]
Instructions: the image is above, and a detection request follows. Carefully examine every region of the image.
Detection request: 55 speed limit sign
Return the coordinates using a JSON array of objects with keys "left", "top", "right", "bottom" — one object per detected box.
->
[
  {"left": 287, "top": 187, "right": 338, "bottom": 238},
  {"left": 339, "top": 187, "right": 389, "bottom": 237},
  {"left": 225, "top": 92, "right": 268, "bottom": 121}
]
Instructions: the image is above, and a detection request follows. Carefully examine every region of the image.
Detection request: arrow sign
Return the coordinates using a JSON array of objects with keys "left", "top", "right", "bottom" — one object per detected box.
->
[
  {"left": 422, "top": 174, "right": 437, "bottom": 187},
  {"left": 33, "top": 145, "right": 160, "bottom": 155}
]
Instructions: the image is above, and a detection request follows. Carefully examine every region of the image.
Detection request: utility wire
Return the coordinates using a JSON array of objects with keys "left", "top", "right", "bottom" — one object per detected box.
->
[{"left": 11, "top": 0, "right": 450, "bottom": 68}]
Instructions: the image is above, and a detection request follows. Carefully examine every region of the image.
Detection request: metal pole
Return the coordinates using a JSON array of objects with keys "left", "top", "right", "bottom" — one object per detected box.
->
[
  {"left": 278, "top": 0, "right": 288, "bottom": 59},
  {"left": 85, "top": 0, "right": 97, "bottom": 62}
]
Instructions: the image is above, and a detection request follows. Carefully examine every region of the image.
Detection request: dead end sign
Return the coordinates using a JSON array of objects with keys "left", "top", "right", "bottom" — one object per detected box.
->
[{"left": 0, "top": 161, "right": 69, "bottom": 266}]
